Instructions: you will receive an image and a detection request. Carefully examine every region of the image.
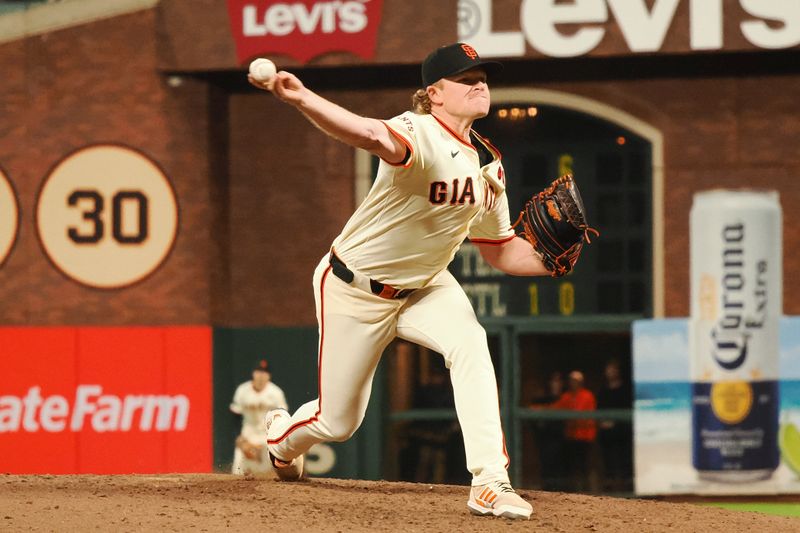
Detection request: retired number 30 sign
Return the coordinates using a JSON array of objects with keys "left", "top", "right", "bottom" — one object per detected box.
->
[{"left": 36, "top": 145, "right": 178, "bottom": 289}]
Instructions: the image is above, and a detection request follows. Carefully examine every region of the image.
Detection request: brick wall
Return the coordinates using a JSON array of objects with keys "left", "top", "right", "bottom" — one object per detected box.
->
[
  {"left": 1, "top": 7, "right": 797, "bottom": 327},
  {"left": 0, "top": 10, "right": 213, "bottom": 325}
]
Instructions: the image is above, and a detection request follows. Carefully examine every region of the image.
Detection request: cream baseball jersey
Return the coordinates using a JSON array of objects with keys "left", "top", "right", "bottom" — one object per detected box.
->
[
  {"left": 230, "top": 381, "right": 288, "bottom": 437},
  {"left": 331, "top": 111, "right": 515, "bottom": 289}
]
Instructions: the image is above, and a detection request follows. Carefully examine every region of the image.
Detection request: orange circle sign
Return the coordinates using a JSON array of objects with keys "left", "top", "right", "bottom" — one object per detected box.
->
[{"left": 36, "top": 145, "right": 178, "bottom": 289}]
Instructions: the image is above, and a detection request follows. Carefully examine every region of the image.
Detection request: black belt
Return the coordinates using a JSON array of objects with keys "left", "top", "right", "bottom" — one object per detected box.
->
[{"left": 329, "top": 253, "right": 415, "bottom": 299}]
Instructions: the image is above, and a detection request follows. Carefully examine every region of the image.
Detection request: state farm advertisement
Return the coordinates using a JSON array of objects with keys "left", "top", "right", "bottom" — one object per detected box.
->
[
  {"left": 0, "top": 327, "right": 212, "bottom": 474},
  {"left": 227, "top": 0, "right": 383, "bottom": 64}
]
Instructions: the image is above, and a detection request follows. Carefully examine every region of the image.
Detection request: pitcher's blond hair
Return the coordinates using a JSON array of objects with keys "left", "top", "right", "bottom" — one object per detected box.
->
[{"left": 411, "top": 88, "right": 432, "bottom": 114}]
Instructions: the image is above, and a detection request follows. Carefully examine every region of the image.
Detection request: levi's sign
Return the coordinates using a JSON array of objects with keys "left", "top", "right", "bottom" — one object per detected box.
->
[
  {"left": 227, "top": 0, "right": 383, "bottom": 64},
  {"left": 458, "top": 0, "right": 800, "bottom": 58}
]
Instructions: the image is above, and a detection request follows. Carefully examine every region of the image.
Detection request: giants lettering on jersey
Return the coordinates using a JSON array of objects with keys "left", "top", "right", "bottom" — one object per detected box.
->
[
  {"left": 227, "top": 0, "right": 384, "bottom": 63},
  {"left": 429, "top": 177, "right": 476, "bottom": 205}
]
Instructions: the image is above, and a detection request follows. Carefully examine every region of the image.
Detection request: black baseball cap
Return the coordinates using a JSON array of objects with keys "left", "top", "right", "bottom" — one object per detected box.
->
[
  {"left": 253, "top": 359, "right": 270, "bottom": 373},
  {"left": 421, "top": 43, "right": 503, "bottom": 87}
]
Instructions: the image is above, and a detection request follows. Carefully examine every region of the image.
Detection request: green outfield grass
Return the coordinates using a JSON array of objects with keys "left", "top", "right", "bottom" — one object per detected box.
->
[{"left": 703, "top": 503, "right": 800, "bottom": 518}]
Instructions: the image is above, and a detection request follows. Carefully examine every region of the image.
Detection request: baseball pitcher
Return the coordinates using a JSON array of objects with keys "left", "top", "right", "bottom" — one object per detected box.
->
[{"left": 248, "top": 43, "right": 594, "bottom": 520}]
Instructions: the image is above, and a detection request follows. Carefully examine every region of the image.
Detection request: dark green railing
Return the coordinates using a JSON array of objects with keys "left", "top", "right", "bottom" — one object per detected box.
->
[{"left": 384, "top": 314, "right": 639, "bottom": 488}]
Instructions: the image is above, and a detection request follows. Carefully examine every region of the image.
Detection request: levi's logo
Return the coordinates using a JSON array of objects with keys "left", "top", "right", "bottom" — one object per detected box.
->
[{"left": 227, "top": 0, "right": 384, "bottom": 64}]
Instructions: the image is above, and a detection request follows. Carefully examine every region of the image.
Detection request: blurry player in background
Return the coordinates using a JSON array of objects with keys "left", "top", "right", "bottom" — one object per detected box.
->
[
  {"left": 550, "top": 370, "right": 597, "bottom": 492},
  {"left": 597, "top": 358, "right": 633, "bottom": 492},
  {"left": 230, "top": 360, "right": 288, "bottom": 476}
]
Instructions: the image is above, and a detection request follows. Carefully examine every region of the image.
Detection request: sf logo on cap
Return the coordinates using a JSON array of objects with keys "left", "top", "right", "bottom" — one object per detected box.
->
[{"left": 461, "top": 44, "right": 478, "bottom": 59}]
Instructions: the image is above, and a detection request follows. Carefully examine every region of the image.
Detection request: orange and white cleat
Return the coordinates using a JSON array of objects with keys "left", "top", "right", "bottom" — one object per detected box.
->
[
  {"left": 264, "top": 409, "right": 304, "bottom": 481},
  {"left": 467, "top": 481, "right": 533, "bottom": 520}
]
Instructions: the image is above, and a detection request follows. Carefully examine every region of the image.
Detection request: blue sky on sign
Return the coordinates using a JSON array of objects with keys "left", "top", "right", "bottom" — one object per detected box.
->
[{"left": 632, "top": 317, "right": 800, "bottom": 382}]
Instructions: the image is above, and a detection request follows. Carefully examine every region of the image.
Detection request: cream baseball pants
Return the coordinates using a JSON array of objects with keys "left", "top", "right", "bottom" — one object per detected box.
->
[{"left": 267, "top": 254, "right": 510, "bottom": 486}]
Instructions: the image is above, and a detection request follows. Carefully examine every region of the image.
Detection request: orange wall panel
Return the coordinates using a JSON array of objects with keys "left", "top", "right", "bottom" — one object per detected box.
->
[{"left": 0, "top": 326, "right": 212, "bottom": 474}]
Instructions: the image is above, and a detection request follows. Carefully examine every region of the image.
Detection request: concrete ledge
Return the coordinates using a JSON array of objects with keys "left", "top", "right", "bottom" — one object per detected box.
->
[{"left": 0, "top": 0, "right": 158, "bottom": 44}]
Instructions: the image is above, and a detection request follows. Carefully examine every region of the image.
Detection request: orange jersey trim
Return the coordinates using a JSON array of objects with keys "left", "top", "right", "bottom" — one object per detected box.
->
[
  {"left": 469, "top": 234, "right": 516, "bottom": 246},
  {"left": 470, "top": 129, "right": 503, "bottom": 161},
  {"left": 431, "top": 114, "right": 478, "bottom": 152},
  {"left": 380, "top": 121, "right": 414, "bottom": 168}
]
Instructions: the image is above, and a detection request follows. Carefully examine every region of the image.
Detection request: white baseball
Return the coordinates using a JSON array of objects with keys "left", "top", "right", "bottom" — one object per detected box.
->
[{"left": 249, "top": 58, "right": 276, "bottom": 83}]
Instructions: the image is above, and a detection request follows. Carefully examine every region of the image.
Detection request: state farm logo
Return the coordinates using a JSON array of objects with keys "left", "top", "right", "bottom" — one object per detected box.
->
[
  {"left": 227, "top": 0, "right": 383, "bottom": 64},
  {"left": 0, "top": 385, "right": 189, "bottom": 433}
]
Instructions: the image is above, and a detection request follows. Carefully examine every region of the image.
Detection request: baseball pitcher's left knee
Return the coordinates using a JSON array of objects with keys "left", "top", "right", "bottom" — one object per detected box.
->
[
  {"left": 444, "top": 328, "right": 491, "bottom": 369},
  {"left": 320, "top": 411, "right": 363, "bottom": 442}
]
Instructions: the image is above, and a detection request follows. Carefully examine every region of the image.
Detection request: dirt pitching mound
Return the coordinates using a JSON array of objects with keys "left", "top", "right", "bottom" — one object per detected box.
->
[{"left": 1, "top": 474, "right": 796, "bottom": 532}]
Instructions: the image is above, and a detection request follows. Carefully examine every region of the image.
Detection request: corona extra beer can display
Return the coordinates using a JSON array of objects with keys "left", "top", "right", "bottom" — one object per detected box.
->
[{"left": 689, "top": 189, "right": 782, "bottom": 482}]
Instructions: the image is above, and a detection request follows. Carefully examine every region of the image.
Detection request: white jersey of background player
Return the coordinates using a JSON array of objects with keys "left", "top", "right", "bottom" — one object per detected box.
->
[
  {"left": 249, "top": 43, "right": 549, "bottom": 520},
  {"left": 229, "top": 360, "right": 287, "bottom": 475}
]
